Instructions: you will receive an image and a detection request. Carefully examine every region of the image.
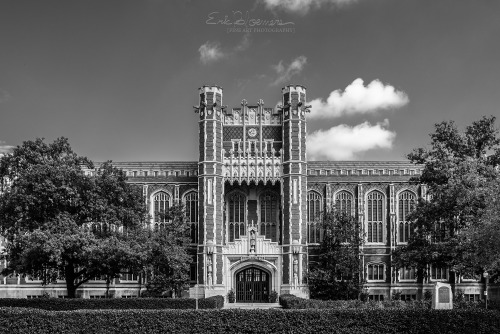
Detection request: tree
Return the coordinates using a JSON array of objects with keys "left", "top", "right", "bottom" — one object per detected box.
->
[
  {"left": 0, "top": 137, "right": 147, "bottom": 297},
  {"left": 143, "top": 204, "right": 193, "bottom": 298},
  {"left": 393, "top": 116, "right": 500, "bottom": 297},
  {"left": 308, "top": 209, "right": 364, "bottom": 300}
]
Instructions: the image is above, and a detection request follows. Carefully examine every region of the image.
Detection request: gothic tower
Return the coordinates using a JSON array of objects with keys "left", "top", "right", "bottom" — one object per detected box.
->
[
  {"left": 280, "top": 85, "right": 308, "bottom": 296},
  {"left": 195, "top": 85, "right": 225, "bottom": 296}
]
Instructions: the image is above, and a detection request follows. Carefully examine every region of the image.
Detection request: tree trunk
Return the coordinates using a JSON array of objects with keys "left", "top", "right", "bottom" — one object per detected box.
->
[
  {"left": 65, "top": 264, "right": 78, "bottom": 298},
  {"left": 66, "top": 278, "right": 77, "bottom": 298},
  {"left": 105, "top": 278, "right": 110, "bottom": 298},
  {"left": 449, "top": 271, "right": 456, "bottom": 296},
  {"left": 416, "top": 267, "right": 425, "bottom": 300}
]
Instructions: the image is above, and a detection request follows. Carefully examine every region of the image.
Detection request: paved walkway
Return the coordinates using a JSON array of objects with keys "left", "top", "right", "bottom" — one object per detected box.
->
[{"left": 224, "top": 302, "right": 281, "bottom": 309}]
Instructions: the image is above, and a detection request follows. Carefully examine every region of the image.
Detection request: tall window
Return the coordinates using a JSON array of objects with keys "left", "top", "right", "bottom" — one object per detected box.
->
[
  {"left": 335, "top": 191, "right": 353, "bottom": 215},
  {"left": 398, "top": 191, "right": 415, "bottom": 243},
  {"left": 185, "top": 192, "right": 198, "bottom": 244},
  {"left": 153, "top": 191, "right": 170, "bottom": 229},
  {"left": 399, "top": 267, "right": 416, "bottom": 281},
  {"left": 430, "top": 266, "right": 448, "bottom": 280},
  {"left": 260, "top": 192, "right": 278, "bottom": 242},
  {"left": 307, "top": 191, "right": 322, "bottom": 243},
  {"left": 228, "top": 193, "right": 246, "bottom": 242},
  {"left": 433, "top": 221, "right": 447, "bottom": 242},
  {"left": 367, "top": 263, "right": 385, "bottom": 281},
  {"left": 367, "top": 191, "right": 384, "bottom": 243}
]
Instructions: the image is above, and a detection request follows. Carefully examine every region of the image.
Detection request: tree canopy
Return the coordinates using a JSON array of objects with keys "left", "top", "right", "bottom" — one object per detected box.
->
[
  {"left": 0, "top": 137, "right": 148, "bottom": 297},
  {"left": 393, "top": 116, "right": 500, "bottom": 290},
  {"left": 308, "top": 209, "right": 364, "bottom": 300}
]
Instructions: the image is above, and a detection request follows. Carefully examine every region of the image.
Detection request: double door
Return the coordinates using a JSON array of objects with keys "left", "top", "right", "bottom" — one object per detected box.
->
[{"left": 235, "top": 267, "right": 269, "bottom": 302}]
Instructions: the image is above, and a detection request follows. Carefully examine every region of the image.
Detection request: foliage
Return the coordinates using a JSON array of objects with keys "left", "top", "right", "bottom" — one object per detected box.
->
[
  {"left": 1, "top": 308, "right": 499, "bottom": 334},
  {"left": 0, "top": 296, "right": 224, "bottom": 310},
  {"left": 269, "top": 290, "right": 278, "bottom": 303},
  {"left": 393, "top": 116, "right": 500, "bottom": 290},
  {"left": 227, "top": 289, "right": 235, "bottom": 303},
  {"left": 143, "top": 204, "right": 193, "bottom": 298},
  {"left": 308, "top": 209, "right": 364, "bottom": 300},
  {"left": 278, "top": 294, "right": 500, "bottom": 311},
  {"left": 0, "top": 137, "right": 147, "bottom": 298}
]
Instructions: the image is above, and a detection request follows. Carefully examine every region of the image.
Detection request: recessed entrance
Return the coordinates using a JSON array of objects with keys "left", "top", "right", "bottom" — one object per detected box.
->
[{"left": 235, "top": 267, "right": 270, "bottom": 302}]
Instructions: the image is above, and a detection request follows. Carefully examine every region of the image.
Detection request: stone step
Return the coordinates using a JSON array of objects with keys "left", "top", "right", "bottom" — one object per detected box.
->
[{"left": 224, "top": 302, "right": 281, "bottom": 309}]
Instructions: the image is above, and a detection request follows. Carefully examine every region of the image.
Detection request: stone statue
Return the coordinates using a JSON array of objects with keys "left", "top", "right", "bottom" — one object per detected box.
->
[
  {"left": 250, "top": 229, "right": 256, "bottom": 253},
  {"left": 207, "top": 257, "right": 213, "bottom": 287}
]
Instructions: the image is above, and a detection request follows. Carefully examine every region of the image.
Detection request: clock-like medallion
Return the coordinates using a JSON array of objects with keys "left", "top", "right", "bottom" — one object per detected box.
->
[{"left": 248, "top": 128, "right": 257, "bottom": 137}]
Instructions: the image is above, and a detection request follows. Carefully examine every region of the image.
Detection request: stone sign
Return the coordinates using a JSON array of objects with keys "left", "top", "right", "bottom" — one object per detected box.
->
[
  {"left": 438, "top": 287, "right": 450, "bottom": 303},
  {"left": 432, "top": 282, "right": 453, "bottom": 309}
]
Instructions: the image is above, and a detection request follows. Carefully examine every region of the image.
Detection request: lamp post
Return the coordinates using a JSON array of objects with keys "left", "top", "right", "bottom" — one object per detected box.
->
[{"left": 483, "top": 271, "right": 489, "bottom": 309}]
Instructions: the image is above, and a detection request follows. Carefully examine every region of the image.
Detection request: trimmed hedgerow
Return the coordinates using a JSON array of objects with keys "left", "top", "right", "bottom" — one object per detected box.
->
[
  {"left": 0, "top": 295, "right": 224, "bottom": 310},
  {"left": 279, "top": 295, "right": 439, "bottom": 310},
  {"left": 0, "top": 308, "right": 499, "bottom": 334}
]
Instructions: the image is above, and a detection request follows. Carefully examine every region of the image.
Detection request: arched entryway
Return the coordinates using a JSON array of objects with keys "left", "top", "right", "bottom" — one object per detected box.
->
[{"left": 235, "top": 267, "right": 270, "bottom": 302}]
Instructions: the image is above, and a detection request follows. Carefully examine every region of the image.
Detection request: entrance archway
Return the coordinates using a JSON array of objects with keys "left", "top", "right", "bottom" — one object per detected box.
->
[{"left": 235, "top": 267, "right": 270, "bottom": 302}]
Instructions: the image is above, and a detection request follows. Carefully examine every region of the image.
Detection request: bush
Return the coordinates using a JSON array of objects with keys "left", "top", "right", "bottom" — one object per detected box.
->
[
  {"left": 0, "top": 296, "right": 224, "bottom": 310},
  {"left": 279, "top": 295, "right": 436, "bottom": 310},
  {"left": 0, "top": 308, "right": 499, "bottom": 333}
]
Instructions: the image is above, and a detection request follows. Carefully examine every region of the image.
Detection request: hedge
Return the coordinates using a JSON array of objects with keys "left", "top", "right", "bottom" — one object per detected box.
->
[
  {"left": 0, "top": 308, "right": 499, "bottom": 334},
  {"left": 278, "top": 294, "right": 500, "bottom": 310},
  {"left": 0, "top": 296, "right": 224, "bottom": 310}
]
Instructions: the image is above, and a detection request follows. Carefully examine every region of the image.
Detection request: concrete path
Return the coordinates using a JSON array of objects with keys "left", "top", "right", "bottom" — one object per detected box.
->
[{"left": 224, "top": 302, "right": 281, "bottom": 309}]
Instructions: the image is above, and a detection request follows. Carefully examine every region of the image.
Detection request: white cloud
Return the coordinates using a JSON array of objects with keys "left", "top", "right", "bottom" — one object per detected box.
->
[
  {"left": 198, "top": 35, "right": 251, "bottom": 65},
  {"left": 261, "top": 0, "right": 357, "bottom": 13},
  {"left": 198, "top": 41, "right": 225, "bottom": 64},
  {"left": 308, "top": 78, "right": 409, "bottom": 119},
  {"left": 307, "top": 119, "right": 396, "bottom": 160},
  {"left": 271, "top": 55, "right": 307, "bottom": 86}
]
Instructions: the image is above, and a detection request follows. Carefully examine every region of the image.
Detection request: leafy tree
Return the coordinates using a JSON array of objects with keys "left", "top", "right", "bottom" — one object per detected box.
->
[
  {"left": 308, "top": 209, "right": 364, "bottom": 300},
  {"left": 393, "top": 116, "right": 500, "bottom": 297},
  {"left": 143, "top": 204, "right": 193, "bottom": 298},
  {"left": 87, "top": 231, "right": 146, "bottom": 298},
  {"left": 0, "top": 137, "right": 147, "bottom": 297}
]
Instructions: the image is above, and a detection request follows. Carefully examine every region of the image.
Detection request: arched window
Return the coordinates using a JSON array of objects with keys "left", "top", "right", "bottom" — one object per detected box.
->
[
  {"left": 398, "top": 191, "right": 415, "bottom": 243},
  {"left": 153, "top": 191, "right": 170, "bottom": 229},
  {"left": 367, "top": 263, "right": 385, "bottom": 281},
  {"left": 184, "top": 191, "right": 198, "bottom": 244},
  {"left": 260, "top": 192, "right": 278, "bottom": 242},
  {"left": 335, "top": 191, "right": 353, "bottom": 215},
  {"left": 227, "top": 193, "right": 246, "bottom": 242},
  {"left": 367, "top": 191, "right": 384, "bottom": 243},
  {"left": 307, "top": 191, "right": 322, "bottom": 244}
]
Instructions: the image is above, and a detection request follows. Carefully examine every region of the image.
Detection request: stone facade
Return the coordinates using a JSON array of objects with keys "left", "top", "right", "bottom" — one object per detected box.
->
[{"left": 0, "top": 85, "right": 496, "bottom": 302}]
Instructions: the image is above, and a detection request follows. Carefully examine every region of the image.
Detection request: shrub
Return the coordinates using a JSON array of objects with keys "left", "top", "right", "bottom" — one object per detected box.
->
[
  {"left": 0, "top": 296, "right": 224, "bottom": 310},
  {"left": 0, "top": 308, "right": 499, "bottom": 333},
  {"left": 227, "top": 289, "right": 235, "bottom": 303},
  {"left": 269, "top": 290, "right": 278, "bottom": 303}
]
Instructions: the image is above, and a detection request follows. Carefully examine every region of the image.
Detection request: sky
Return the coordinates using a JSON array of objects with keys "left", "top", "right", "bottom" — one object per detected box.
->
[{"left": 1, "top": 0, "right": 499, "bottom": 162}]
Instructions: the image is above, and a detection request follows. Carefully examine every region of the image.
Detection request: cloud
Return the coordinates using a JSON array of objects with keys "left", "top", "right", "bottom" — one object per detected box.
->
[
  {"left": 0, "top": 89, "right": 11, "bottom": 103},
  {"left": 199, "top": 41, "right": 225, "bottom": 64},
  {"left": 198, "top": 34, "right": 251, "bottom": 65},
  {"left": 308, "top": 78, "right": 409, "bottom": 119},
  {"left": 307, "top": 119, "right": 396, "bottom": 160},
  {"left": 0, "top": 141, "right": 14, "bottom": 156},
  {"left": 261, "top": 0, "right": 357, "bottom": 13},
  {"left": 271, "top": 55, "right": 307, "bottom": 86}
]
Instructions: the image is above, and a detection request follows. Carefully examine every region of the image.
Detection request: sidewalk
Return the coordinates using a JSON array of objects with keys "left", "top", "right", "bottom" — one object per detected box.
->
[{"left": 224, "top": 302, "right": 281, "bottom": 309}]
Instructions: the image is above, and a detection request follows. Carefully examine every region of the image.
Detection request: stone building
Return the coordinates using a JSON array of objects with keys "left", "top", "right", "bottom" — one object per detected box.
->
[{"left": 0, "top": 85, "right": 494, "bottom": 302}]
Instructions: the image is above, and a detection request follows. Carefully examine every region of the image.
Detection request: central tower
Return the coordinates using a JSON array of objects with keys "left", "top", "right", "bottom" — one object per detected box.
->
[{"left": 192, "top": 84, "right": 310, "bottom": 301}]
